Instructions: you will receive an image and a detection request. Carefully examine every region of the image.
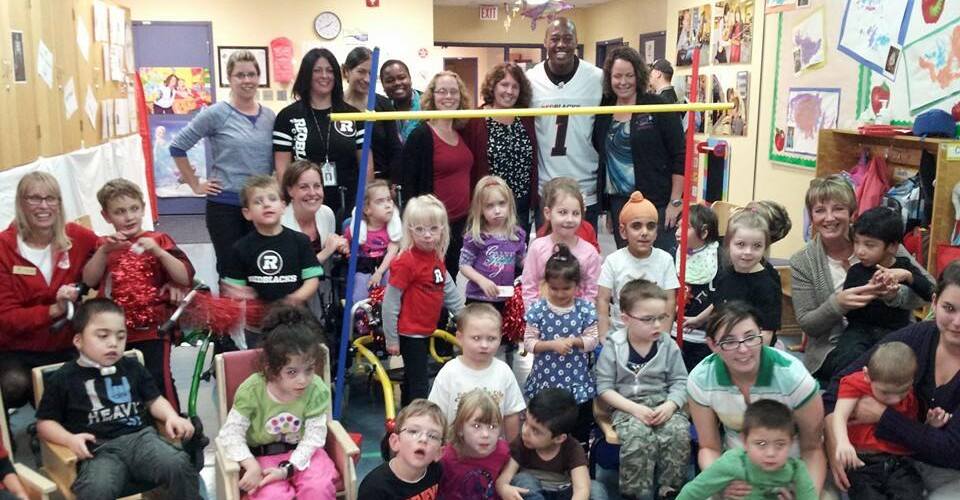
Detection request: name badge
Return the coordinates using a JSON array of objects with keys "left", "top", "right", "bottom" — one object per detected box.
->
[
  {"left": 13, "top": 265, "right": 36, "bottom": 276},
  {"left": 321, "top": 161, "right": 338, "bottom": 187}
]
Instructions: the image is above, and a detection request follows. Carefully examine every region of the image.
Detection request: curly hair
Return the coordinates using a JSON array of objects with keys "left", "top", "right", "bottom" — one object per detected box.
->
[
  {"left": 258, "top": 304, "right": 326, "bottom": 381},
  {"left": 601, "top": 46, "right": 650, "bottom": 103},
  {"left": 479, "top": 63, "right": 531, "bottom": 108}
]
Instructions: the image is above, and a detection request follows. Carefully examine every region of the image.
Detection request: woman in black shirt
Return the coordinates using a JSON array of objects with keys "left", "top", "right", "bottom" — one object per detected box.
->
[{"left": 273, "top": 48, "right": 372, "bottom": 225}]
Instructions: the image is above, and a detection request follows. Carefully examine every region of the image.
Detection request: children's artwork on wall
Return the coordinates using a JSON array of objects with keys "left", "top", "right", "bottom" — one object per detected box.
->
[
  {"left": 677, "top": 5, "right": 712, "bottom": 67},
  {"left": 710, "top": 71, "right": 749, "bottom": 136},
  {"left": 837, "top": 0, "right": 913, "bottom": 79},
  {"left": 792, "top": 7, "right": 825, "bottom": 73},
  {"left": 139, "top": 67, "right": 213, "bottom": 115},
  {"left": 150, "top": 118, "right": 207, "bottom": 198},
  {"left": 784, "top": 87, "right": 841, "bottom": 156},
  {"left": 902, "top": 17, "right": 960, "bottom": 114},
  {"left": 684, "top": 74, "right": 709, "bottom": 133},
  {"left": 711, "top": 1, "right": 754, "bottom": 65},
  {"left": 765, "top": 0, "right": 796, "bottom": 14}
]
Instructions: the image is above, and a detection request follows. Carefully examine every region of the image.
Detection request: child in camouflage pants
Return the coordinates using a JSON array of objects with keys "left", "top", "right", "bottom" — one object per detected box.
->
[{"left": 595, "top": 279, "right": 690, "bottom": 498}]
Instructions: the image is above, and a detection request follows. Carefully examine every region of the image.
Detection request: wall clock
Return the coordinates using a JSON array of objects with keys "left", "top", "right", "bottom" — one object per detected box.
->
[{"left": 314, "top": 11, "right": 341, "bottom": 40}]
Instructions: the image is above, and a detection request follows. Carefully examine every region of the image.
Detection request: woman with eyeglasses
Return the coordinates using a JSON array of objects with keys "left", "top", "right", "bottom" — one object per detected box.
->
[
  {"left": 790, "top": 176, "right": 932, "bottom": 387},
  {"left": 0, "top": 172, "right": 98, "bottom": 410},
  {"left": 273, "top": 48, "right": 372, "bottom": 228},
  {"left": 399, "top": 71, "right": 475, "bottom": 279},
  {"left": 687, "top": 301, "right": 827, "bottom": 497},
  {"left": 170, "top": 49, "right": 276, "bottom": 277}
]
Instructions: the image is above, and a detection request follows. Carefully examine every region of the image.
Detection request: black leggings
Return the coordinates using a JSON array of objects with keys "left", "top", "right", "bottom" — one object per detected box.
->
[
  {"left": 399, "top": 335, "right": 431, "bottom": 407},
  {"left": 205, "top": 200, "right": 254, "bottom": 277}
]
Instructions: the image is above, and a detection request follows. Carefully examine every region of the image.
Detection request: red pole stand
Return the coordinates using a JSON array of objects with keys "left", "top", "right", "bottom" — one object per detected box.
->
[{"left": 676, "top": 47, "right": 701, "bottom": 349}]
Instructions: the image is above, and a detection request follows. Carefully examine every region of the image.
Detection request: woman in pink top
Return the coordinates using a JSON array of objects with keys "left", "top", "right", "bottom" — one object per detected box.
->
[
  {"left": 399, "top": 71, "right": 475, "bottom": 278},
  {"left": 521, "top": 177, "right": 601, "bottom": 307}
]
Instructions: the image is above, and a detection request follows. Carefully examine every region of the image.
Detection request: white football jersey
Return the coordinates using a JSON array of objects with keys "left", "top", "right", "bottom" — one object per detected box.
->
[{"left": 527, "top": 59, "right": 603, "bottom": 205}]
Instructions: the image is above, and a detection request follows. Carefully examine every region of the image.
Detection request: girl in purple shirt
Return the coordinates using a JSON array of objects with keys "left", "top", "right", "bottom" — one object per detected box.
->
[{"left": 459, "top": 176, "right": 527, "bottom": 314}]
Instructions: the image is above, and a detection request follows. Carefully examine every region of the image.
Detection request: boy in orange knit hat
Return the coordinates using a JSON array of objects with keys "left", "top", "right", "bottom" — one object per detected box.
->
[{"left": 597, "top": 192, "right": 680, "bottom": 341}]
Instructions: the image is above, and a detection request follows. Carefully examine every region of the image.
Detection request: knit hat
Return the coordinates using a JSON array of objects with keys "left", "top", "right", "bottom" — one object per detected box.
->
[{"left": 619, "top": 191, "right": 658, "bottom": 225}]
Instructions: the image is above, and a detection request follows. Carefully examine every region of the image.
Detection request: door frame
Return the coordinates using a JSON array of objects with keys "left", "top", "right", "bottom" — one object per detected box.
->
[
  {"left": 595, "top": 37, "right": 624, "bottom": 67},
  {"left": 443, "top": 57, "right": 479, "bottom": 109}
]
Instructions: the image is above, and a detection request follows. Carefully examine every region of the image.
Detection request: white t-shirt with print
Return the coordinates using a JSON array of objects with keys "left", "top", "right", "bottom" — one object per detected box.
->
[
  {"left": 599, "top": 246, "right": 680, "bottom": 331},
  {"left": 428, "top": 357, "right": 526, "bottom": 426}
]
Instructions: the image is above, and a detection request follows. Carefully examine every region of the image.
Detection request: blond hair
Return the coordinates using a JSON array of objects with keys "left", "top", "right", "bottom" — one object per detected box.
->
[
  {"left": 363, "top": 179, "right": 392, "bottom": 223},
  {"left": 401, "top": 195, "right": 450, "bottom": 259},
  {"left": 449, "top": 389, "right": 502, "bottom": 453},
  {"left": 226, "top": 49, "right": 260, "bottom": 80},
  {"left": 456, "top": 302, "right": 503, "bottom": 333},
  {"left": 540, "top": 177, "right": 585, "bottom": 235},
  {"left": 16, "top": 172, "right": 71, "bottom": 252},
  {"left": 745, "top": 200, "right": 792, "bottom": 245},
  {"left": 97, "top": 178, "right": 145, "bottom": 210},
  {"left": 396, "top": 399, "right": 447, "bottom": 441},
  {"left": 725, "top": 208, "right": 771, "bottom": 253},
  {"left": 867, "top": 341, "right": 917, "bottom": 386},
  {"left": 421, "top": 71, "right": 472, "bottom": 128},
  {"left": 805, "top": 174, "right": 857, "bottom": 217},
  {"left": 465, "top": 176, "right": 519, "bottom": 244},
  {"left": 240, "top": 175, "right": 281, "bottom": 208}
]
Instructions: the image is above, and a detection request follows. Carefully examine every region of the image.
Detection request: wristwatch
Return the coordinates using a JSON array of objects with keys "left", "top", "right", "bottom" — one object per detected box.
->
[{"left": 670, "top": 199, "right": 683, "bottom": 207}]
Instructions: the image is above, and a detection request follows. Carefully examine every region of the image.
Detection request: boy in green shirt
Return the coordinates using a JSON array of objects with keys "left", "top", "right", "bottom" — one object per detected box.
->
[{"left": 678, "top": 399, "right": 816, "bottom": 500}]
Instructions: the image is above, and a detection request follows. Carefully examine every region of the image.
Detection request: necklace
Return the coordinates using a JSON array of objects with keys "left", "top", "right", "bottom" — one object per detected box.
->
[{"left": 308, "top": 106, "right": 333, "bottom": 164}]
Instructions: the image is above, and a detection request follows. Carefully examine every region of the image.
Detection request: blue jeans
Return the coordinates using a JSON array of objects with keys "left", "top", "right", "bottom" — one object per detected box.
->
[{"left": 511, "top": 471, "right": 608, "bottom": 500}]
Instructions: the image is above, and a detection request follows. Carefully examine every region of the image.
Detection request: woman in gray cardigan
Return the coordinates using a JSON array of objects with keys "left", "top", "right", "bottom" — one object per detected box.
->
[{"left": 789, "top": 175, "right": 932, "bottom": 384}]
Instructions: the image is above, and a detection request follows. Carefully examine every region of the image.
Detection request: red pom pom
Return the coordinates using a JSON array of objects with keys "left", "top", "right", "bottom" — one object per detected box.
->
[
  {"left": 368, "top": 285, "right": 385, "bottom": 305},
  {"left": 111, "top": 250, "right": 166, "bottom": 330},
  {"left": 180, "top": 292, "right": 265, "bottom": 335},
  {"left": 501, "top": 282, "right": 525, "bottom": 343}
]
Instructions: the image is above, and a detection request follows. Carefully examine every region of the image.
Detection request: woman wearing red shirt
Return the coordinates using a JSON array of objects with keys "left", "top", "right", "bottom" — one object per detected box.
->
[
  {"left": 0, "top": 172, "right": 97, "bottom": 409},
  {"left": 399, "top": 71, "right": 475, "bottom": 279}
]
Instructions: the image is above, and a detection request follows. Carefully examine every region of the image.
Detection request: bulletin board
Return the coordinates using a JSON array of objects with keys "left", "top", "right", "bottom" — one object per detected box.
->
[
  {"left": 0, "top": 0, "right": 135, "bottom": 171},
  {"left": 768, "top": 0, "right": 960, "bottom": 169}
]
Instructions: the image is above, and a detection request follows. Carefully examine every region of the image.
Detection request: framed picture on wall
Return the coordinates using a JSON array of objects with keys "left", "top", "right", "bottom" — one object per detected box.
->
[{"left": 217, "top": 46, "right": 269, "bottom": 88}]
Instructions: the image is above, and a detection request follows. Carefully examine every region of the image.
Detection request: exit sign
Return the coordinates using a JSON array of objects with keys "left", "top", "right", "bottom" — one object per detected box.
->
[{"left": 480, "top": 4, "right": 498, "bottom": 20}]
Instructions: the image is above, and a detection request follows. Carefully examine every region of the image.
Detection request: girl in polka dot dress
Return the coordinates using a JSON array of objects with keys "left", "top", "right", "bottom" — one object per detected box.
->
[
  {"left": 523, "top": 243, "right": 599, "bottom": 446},
  {"left": 216, "top": 305, "right": 339, "bottom": 499}
]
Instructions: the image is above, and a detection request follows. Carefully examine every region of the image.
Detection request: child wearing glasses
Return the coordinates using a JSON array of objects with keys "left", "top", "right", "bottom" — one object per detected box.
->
[
  {"left": 439, "top": 389, "right": 512, "bottom": 499},
  {"left": 359, "top": 399, "right": 447, "bottom": 500},
  {"left": 595, "top": 279, "right": 689, "bottom": 499},
  {"left": 383, "top": 195, "right": 465, "bottom": 406},
  {"left": 597, "top": 191, "right": 680, "bottom": 343}
]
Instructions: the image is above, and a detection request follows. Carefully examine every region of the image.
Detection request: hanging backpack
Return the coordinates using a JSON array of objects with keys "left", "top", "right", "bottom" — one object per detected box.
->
[
  {"left": 855, "top": 154, "right": 890, "bottom": 216},
  {"left": 882, "top": 173, "right": 924, "bottom": 233}
]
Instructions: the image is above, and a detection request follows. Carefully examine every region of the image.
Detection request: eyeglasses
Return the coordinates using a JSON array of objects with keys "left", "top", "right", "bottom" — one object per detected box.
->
[
  {"left": 23, "top": 195, "right": 59, "bottom": 207},
  {"left": 412, "top": 225, "right": 443, "bottom": 236},
  {"left": 434, "top": 88, "right": 460, "bottom": 96},
  {"left": 232, "top": 72, "right": 259, "bottom": 81},
  {"left": 716, "top": 334, "right": 763, "bottom": 351},
  {"left": 624, "top": 312, "right": 670, "bottom": 326},
  {"left": 400, "top": 427, "right": 443, "bottom": 444}
]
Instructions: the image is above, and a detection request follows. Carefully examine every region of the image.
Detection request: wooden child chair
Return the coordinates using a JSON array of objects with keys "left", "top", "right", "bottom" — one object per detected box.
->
[
  {"left": 0, "top": 393, "right": 57, "bottom": 500},
  {"left": 213, "top": 344, "right": 359, "bottom": 500}
]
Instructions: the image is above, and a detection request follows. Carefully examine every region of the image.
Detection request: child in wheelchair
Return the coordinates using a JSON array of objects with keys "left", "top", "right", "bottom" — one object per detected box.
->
[
  {"left": 35, "top": 298, "right": 200, "bottom": 500},
  {"left": 215, "top": 304, "right": 339, "bottom": 499}
]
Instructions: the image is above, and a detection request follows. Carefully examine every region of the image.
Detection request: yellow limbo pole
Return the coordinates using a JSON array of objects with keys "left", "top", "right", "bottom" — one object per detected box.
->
[{"left": 331, "top": 102, "right": 732, "bottom": 122}]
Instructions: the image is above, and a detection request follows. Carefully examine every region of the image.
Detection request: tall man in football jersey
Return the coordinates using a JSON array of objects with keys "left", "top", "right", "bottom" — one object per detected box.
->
[{"left": 527, "top": 18, "right": 604, "bottom": 229}]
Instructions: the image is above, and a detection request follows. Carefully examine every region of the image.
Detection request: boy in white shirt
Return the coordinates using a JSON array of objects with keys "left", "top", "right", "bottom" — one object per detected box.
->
[
  {"left": 598, "top": 192, "right": 679, "bottom": 342},
  {"left": 428, "top": 303, "right": 526, "bottom": 441}
]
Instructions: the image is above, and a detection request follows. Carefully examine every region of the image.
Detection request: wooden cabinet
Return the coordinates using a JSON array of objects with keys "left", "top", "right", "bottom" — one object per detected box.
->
[{"left": 816, "top": 129, "right": 960, "bottom": 277}]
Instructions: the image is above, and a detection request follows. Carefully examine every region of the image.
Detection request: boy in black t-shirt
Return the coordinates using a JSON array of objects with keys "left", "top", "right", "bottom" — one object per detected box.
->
[
  {"left": 35, "top": 298, "right": 199, "bottom": 500},
  {"left": 358, "top": 399, "right": 446, "bottom": 499},
  {"left": 833, "top": 207, "right": 934, "bottom": 370},
  {"left": 221, "top": 175, "right": 323, "bottom": 347}
]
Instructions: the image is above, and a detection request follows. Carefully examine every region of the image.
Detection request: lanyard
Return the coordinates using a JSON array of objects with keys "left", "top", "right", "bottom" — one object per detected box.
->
[{"left": 309, "top": 107, "right": 333, "bottom": 164}]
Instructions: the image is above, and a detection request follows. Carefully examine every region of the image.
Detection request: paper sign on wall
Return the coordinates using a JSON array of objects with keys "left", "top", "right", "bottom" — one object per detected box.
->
[
  {"left": 102, "top": 99, "right": 112, "bottom": 139},
  {"left": 76, "top": 16, "right": 90, "bottom": 61},
  {"left": 37, "top": 40, "right": 54, "bottom": 88},
  {"left": 115, "top": 98, "right": 130, "bottom": 135},
  {"left": 109, "top": 6, "right": 125, "bottom": 46},
  {"left": 110, "top": 44, "right": 124, "bottom": 81},
  {"left": 63, "top": 78, "right": 78, "bottom": 119},
  {"left": 93, "top": 1, "right": 108, "bottom": 42},
  {"left": 102, "top": 45, "right": 111, "bottom": 82},
  {"left": 84, "top": 86, "right": 98, "bottom": 128}
]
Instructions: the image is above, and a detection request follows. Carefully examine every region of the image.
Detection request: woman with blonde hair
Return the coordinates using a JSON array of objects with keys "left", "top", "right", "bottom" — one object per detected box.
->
[
  {"left": 0, "top": 172, "right": 98, "bottom": 409},
  {"left": 790, "top": 174, "right": 932, "bottom": 385},
  {"left": 400, "top": 71, "right": 476, "bottom": 278},
  {"left": 171, "top": 49, "right": 276, "bottom": 277}
]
